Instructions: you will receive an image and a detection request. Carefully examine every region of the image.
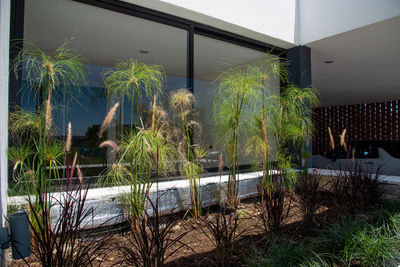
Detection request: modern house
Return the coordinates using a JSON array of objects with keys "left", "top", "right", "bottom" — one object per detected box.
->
[{"left": 1, "top": 0, "right": 400, "bottom": 228}]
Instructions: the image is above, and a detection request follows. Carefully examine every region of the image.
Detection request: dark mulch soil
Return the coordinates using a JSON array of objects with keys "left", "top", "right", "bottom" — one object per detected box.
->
[{"left": 11, "top": 196, "right": 338, "bottom": 266}]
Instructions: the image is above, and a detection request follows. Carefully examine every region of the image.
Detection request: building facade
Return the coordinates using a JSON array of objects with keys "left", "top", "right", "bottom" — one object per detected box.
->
[{"left": 1, "top": 0, "right": 400, "bottom": 226}]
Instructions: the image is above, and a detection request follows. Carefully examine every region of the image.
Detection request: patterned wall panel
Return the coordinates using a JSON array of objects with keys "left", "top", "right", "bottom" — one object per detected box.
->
[{"left": 312, "top": 100, "right": 400, "bottom": 156}]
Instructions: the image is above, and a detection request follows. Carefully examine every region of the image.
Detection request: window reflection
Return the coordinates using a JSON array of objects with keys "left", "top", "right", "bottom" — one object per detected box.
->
[
  {"left": 20, "top": 0, "right": 187, "bottom": 182},
  {"left": 194, "top": 35, "right": 279, "bottom": 169}
]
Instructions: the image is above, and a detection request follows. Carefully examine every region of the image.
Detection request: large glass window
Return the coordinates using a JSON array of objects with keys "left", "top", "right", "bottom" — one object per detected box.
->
[
  {"left": 13, "top": 0, "right": 280, "bottom": 184},
  {"left": 20, "top": 0, "right": 187, "bottom": 179}
]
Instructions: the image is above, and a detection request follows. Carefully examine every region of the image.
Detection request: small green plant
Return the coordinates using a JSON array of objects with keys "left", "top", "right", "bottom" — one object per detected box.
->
[
  {"left": 370, "top": 200, "right": 400, "bottom": 228},
  {"left": 315, "top": 216, "right": 400, "bottom": 266},
  {"left": 246, "top": 239, "right": 323, "bottom": 267}
]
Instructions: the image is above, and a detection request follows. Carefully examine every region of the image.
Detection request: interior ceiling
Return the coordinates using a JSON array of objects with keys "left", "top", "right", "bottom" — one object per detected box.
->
[
  {"left": 24, "top": 0, "right": 265, "bottom": 82},
  {"left": 194, "top": 35, "right": 265, "bottom": 81},
  {"left": 308, "top": 15, "right": 400, "bottom": 107},
  {"left": 24, "top": 0, "right": 187, "bottom": 77}
]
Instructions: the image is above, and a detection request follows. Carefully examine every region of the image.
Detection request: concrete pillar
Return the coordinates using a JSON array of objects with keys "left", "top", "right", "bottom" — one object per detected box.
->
[
  {"left": 0, "top": 1, "right": 11, "bottom": 266},
  {"left": 0, "top": 0, "right": 10, "bottom": 228},
  {"left": 286, "top": 46, "right": 313, "bottom": 168}
]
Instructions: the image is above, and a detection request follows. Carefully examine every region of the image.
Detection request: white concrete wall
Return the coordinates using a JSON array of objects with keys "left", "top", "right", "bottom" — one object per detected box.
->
[
  {"left": 298, "top": 0, "right": 400, "bottom": 44},
  {"left": 0, "top": 0, "right": 10, "bottom": 227},
  {"left": 9, "top": 172, "right": 264, "bottom": 228}
]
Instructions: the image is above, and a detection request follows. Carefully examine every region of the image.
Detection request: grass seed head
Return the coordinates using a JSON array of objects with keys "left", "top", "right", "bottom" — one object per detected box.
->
[
  {"left": 77, "top": 164, "right": 83, "bottom": 184},
  {"left": 328, "top": 127, "right": 335, "bottom": 150},
  {"left": 340, "top": 128, "right": 347, "bottom": 152},
  {"left": 65, "top": 122, "right": 72, "bottom": 152},
  {"left": 99, "top": 140, "right": 119, "bottom": 153},
  {"left": 99, "top": 102, "right": 119, "bottom": 138},
  {"left": 45, "top": 99, "right": 52, "bottom": 129}
]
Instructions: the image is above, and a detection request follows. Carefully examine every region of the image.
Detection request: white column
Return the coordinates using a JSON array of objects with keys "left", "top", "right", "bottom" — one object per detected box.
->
[{"left": 0, "top": 0, "right": 10, "bottom": 227}]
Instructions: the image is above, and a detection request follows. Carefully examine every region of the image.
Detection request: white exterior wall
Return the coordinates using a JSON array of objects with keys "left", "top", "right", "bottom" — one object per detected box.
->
[
  {"left": 298, "top": 0, "right": 400, "bottom": 44},
  {"left": 0, "top": 0, "right": 10, "bottom": 227}
]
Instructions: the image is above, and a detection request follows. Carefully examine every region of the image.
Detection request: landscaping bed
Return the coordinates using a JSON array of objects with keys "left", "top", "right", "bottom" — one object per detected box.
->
[{"left": 12, "top": 194, "right": 400, "bottom": 266}]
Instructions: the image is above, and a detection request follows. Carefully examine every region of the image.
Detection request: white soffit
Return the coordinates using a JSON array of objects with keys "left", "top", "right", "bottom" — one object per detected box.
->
[
  {"left": 308, "top": 15, "right": 400, "bottom": 107},
  {"left": 298, "top": 0, "right": 400, "bottom": 45}
]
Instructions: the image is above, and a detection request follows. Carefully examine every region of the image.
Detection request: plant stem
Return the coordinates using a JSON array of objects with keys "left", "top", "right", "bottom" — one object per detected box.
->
[
  {"left": 151, "top": 93, "right": 157, "bottom": 132},
  {"left": 131, "top": 93, "right": 135, "bottom": 132}
]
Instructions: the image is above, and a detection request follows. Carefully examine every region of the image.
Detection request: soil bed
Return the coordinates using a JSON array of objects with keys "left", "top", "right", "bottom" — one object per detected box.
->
[{"left": 12, "top": 196, "right": 337, "bottom": 266}]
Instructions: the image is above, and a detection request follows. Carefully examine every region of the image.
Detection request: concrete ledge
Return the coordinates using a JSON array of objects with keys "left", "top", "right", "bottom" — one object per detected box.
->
[
  {"left": 10, "top": 168, "right": 400, "bottom": 228},
  {"left": 8, "top": 171, "right": 263, "bottom": 228},
  {"left": 311, "top": 168, "right": 400, "bottom": 185},
  {"left": 311, "top": 168, "right": 400, "bottom": 200}
]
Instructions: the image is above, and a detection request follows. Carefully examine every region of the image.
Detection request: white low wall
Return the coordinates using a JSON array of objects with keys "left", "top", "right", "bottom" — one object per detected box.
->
[
  {"left": 313, "top": 168, "right": 400, "bottom": 200},
  {"left": 314, "top": 168, "right": 400, "bottom": 184},
  {"left": 8, "top": 171, "right": 263, "bottom": 228},
  {"left": 9, "top": 168, "right": 400, "bottom": 228}
]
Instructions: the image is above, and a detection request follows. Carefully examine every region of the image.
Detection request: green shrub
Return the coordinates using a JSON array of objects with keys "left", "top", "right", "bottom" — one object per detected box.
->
[
  {"left": 350, "top": 224, "right": 399, "bottom": 266},
  {"left": 246, "top": 240, "right": 317, "bottom": 267},
  {"left": 370, "top": 200, "right": 400, "bottom": 228},
  {"left": 316, "top": 217, "right": 400, "bottom": 266}
]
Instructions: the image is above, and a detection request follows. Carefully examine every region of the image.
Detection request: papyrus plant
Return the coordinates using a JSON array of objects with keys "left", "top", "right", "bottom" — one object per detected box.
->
[
  {"left": 10, "top": 41, "right": 86, "bottom": 208},
  {"left": 213, "top": 65, "right": 259, "bottom": 207},
  {"left": 8, "top": 42, "right": 112, "bottom": 264},
  {"left": 103, "top": 58, "right": 165, "bottom": 131},
  {"left": 246, "top": 54, "right": 288, "bottom": 192},
  {"left": 170, "top": 89, "right": 205, "bottom": 219},
  {"left": 256, "top": 80, "right": 318, "bottom": 234},
  {"left": 267, "top": 84, "right": 319, "bottom": 179},
  {"left": 101, "top": 65, "right": 174, "bottom": 221}
]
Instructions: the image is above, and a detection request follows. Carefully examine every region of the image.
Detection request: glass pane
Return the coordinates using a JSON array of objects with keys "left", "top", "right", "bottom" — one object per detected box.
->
[
  {"left": 194, "top": 35, "right": 279, "bottom": 169},
  {"left": 20, "top": 0, "right": 187, "bottom": 181}
]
